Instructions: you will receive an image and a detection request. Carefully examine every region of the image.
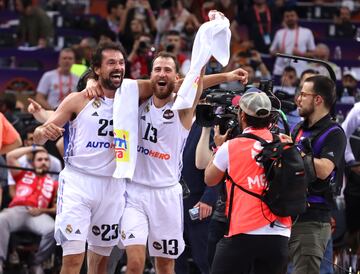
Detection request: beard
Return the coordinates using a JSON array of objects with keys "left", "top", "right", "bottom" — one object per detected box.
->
[
  {"left": 298, "top": 103, "right": 315, "bottom": 118},
  {"left": 151, "top": 80, "right": 175, "bottom": 100},
  {"left": 101, "top": 71, "right": 124, "bottom": 90}
]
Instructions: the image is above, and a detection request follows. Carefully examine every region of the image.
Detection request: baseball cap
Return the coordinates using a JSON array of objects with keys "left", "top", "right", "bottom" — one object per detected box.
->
[
  {"left": 343, "top": 70, "right": 358, "bottom": 81},
  {"left": 239, "top": 88, "right": 271, "bottom": 118}
]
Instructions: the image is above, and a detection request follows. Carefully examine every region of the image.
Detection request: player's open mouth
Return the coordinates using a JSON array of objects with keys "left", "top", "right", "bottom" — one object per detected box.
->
[{"left": 158, "top": 80, "right": 167, "bottom": 86}]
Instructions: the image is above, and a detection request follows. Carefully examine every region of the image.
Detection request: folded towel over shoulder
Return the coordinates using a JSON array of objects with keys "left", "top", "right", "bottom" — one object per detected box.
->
[
  {"left": 112, "top": 79, "right": 139, "bottom": 179},
  {"left": 172, "top": 15, "right": 231, "bottom": 110}
]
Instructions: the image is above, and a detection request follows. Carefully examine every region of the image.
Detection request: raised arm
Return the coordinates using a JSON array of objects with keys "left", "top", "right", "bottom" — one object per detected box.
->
[
  {"left": 179, "top": 68, "right": 205, "bottom": 130},
  {"left": 34, "top": 92, "right": 89, "bottom": 145}
]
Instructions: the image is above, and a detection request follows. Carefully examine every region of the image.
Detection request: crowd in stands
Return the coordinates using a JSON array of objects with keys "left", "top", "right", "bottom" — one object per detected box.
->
[{"left": 0, "top": 0, "right": 360, "bottom": 274}]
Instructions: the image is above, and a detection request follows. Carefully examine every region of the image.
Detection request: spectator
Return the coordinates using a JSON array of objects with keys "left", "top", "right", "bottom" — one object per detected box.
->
[
  {"left": 0, "top": 93, "right": 26, "bottom": 139},
  {"left": 7, "top": 125, "right": 62, "bottom": 186},
  {"left": 270, "top": 7, "right": 315, "bottom": 76},
  {"left": 339, "top": 70, "right": 360, "bottom": 102},
  {"left": 162, "top": 30, "right": 191, "bottom": 75},
  {"left": 156, "top": 0, "right": 199, "bottom": 44},
  {"left": 180, "top": 16, "right": 198, "bottom": 54},
  {"left": 223, "top": 49, "right": 271, "bottom": 90},
  {"left": 35, "top": 48, "right": 79, "bottom": 110},
  {"left": 79, "top": 37, "right": 97, "bottom": 67},
  {"left": 119, "top": 0, "right": 157, "bottom": 52},
  {"left": 0, "top": 113, "right": 22, "bottom": 156},
  {"left": 94, "top": 0, "right": 125, "bottom": 43},
  {"left": 341, "top": 103, "right": 360, "bottom": 259},
  {"left": 273, "top": 66, "right": 298, "bottom": 96},
  {"left": 128, "top": 33, "right": 155, "bottom": 79},
  {"left": 231, "top": 0, "right": 282, "bottom": 54},
  {"left": 0, "top": 113, "right": 22, "bottom": 209},
  {"left": 329, "top": 6, "right": 356, "bottom": 38},
  {"left": 15, "top": 0, "right": 54, "bottom": 47},
  {"left": 308, "top": 43, "right": 342, "bottom": 80},
  {"left": 1, "top": 146, "right": 57, "bottom": 274},
  {"left": 70, "top": 44, "right": 88, "bottom": 78}
]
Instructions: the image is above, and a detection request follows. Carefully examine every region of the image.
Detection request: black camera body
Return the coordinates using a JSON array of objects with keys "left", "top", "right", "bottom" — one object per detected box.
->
[{"left": 196, "top": 88, "right": 243, "bottom": 139}]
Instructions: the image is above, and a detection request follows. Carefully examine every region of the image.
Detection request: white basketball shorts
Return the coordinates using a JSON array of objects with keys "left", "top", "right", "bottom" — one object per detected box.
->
[
  {"left": 120, "top": 182, "right": 184, "bottom": 259},
  {"left": 55, "top": 166, "right": 126, "bottom": 248}
]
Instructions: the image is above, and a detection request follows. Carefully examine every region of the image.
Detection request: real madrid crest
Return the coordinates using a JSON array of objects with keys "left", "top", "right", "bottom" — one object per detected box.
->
[
  {"left": 121, "top": 230, "right": 126, "bottom": 240},
  {"left": 92, "top": 98, "right": 101, "bottom": 109},
  {"left": 145, "top": 103, "right": 150, "bottom": 113},
  {"left": 65, "top": 224, "right": 73, "bottom": 234}
]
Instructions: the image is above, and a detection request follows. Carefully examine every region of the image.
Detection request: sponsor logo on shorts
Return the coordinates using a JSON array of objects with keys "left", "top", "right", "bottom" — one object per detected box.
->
[
  {"left": 163, "top": 109, "right": 174, "bottom": 120},
  {"left": 137, "top": 146, "right": 170, "bottom": 160},
  {"left": 128, "top": 233, "right": 135, "bottom": 239},
  {"left": 75, "top": 229, "right": 81, "bottom": 235},
  {"left": 153, "top": 241, "right": 162, "bottom": 250},
  {"left": 121, "top": 230, "right": 126, "bottom": 240},
  {"left": 92, "top": 225, "right": 101, "bottom": 236},
  {"left": 65, "top": 224, "right": 73, "bottom": 234},
  {"left": 114, "top": 129, "right": 130, "bottom": 162}
]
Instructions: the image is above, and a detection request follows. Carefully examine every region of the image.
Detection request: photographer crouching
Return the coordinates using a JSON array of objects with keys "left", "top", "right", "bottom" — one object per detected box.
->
[{"left": 204, "top": 89, "right": 291, "bottom": 274}]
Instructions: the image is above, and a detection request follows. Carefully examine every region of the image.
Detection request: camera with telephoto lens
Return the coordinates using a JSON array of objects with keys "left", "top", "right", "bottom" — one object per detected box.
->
[
  {"left": 196, "top": 80, "right": 296, "bottom": 137},
  {"left": 196, "top": 88, "right": 243, "bottom": 139}
]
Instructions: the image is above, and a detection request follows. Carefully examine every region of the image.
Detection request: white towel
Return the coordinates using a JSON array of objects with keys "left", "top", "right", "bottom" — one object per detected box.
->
[
  {"left": 172, "top": 15, "right": 231, "bottom": 110},
  {"left": 112, "top": 79, "right": 139, "bottom": 179}
]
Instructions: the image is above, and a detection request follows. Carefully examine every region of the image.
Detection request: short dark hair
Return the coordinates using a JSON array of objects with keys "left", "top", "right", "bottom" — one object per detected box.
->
[
  {"left": 0, "top": 93, "right": 16, "bottom": 111},
  {"left": 243, "top": 112, "right": 271, "bottom": 129},
  {"left": 107, "top": 0, "right": 124, "bottom": 14},
  {"left": 151, "top": 51, "right": 180, "bottom": 73},
  {"left": 20, "top": 0, "right": 32, "bottom": 8},
  {"left": 91, "top": 42, "right": 127, "bottom": 77},
  {"left": 165, "top": 30, "right": 181, "bottom": 37},
  {"left": 300, "top": 69, "right": 318, "bottom": 79},
  {"left": 304, "top": 75, "right": 336, "bottom": 109},
  {"left": 283, "top": 66, "right": 297, "bottom": 75}
]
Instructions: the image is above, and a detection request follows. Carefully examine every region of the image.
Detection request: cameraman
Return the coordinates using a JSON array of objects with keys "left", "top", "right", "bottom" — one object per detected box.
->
[
  {"left": 204, "top": 90, "right": 291, "bottom": 274},
  {"left": 128, "top": 34, "right": 155, "bottom": 79}
]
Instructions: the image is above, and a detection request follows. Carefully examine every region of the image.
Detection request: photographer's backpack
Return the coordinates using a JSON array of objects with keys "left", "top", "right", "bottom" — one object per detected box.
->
[{"left": 227, "top": 132, "right": 315, "bottom": 218}]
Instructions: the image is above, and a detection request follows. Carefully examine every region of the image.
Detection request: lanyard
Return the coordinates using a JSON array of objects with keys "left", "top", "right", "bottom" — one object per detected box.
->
[
  {"left": 58, "top": 71, "right": 72, "bottom": 102},
  {"left": 281, "top": 27, "right": 299, "bottom": 52},
  {"left": 254, "top": 6, "right": 271, "bottom": 36}
]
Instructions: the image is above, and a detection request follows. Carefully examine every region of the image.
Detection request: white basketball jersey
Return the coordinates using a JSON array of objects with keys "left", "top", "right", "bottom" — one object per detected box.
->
[
  {"left": 64, "top": 97, "right": 115, "bottom": 176},
  {"left": 132, "top": 97, "right": 189, "bottom": 187}
]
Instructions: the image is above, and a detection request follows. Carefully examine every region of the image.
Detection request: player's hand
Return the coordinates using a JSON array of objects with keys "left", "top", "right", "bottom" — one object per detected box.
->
[
  {"left": 208, "top": 10, "right": 225, "bottom": 21},
  {"left": 84, "top": 80, "right": 103, "bottom": 99},
  {"left": 226, "top": 68, "right": 248, "bottom": 85},
  {"left": 27, "top": 98, "right": 43, "bottom": 114},
  {"left": 38, "top": 123, "right": 65, "bottom": 141},
  {"left": 214, "top": 125, "right": 230, "bottom": 147},
  {"left": 27, "top": 207, "right": 42, "bottom": 216},
  {"left": 194, "top": 202, "right": 212, "bottom": 220}
]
